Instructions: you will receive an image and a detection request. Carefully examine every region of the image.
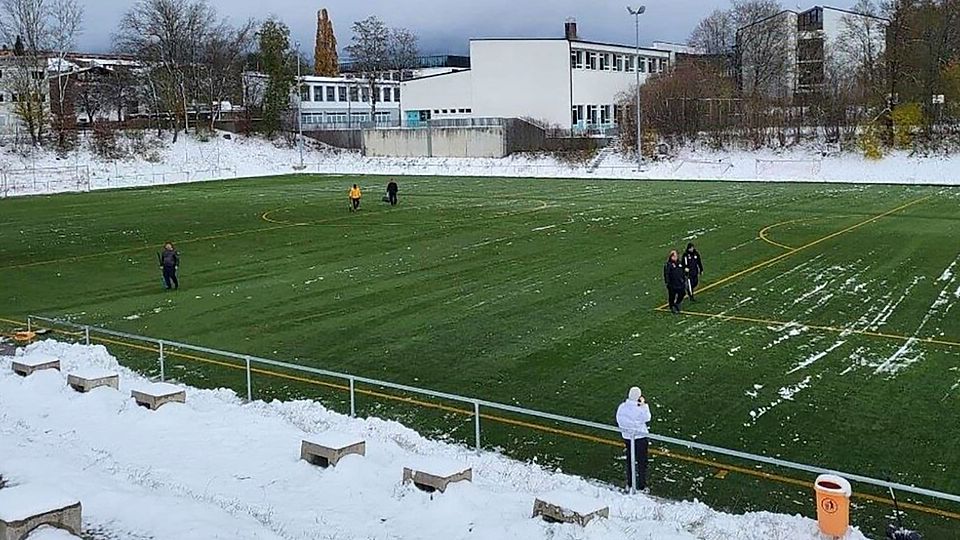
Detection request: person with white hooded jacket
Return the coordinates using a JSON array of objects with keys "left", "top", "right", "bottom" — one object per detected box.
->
[{"left": 616, "top": 386, "right": 652, "bottom": 491}]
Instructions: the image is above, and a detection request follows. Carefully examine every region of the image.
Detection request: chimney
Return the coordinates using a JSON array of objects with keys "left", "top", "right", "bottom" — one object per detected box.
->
[{"left": 564, "top": 18, "right": 578, "bottom": 40}]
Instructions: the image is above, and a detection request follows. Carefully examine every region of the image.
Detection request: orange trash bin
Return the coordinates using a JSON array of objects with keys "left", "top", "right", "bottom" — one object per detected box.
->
[{"left": 815, "top": 474, "right": 852, "bottom": 537}]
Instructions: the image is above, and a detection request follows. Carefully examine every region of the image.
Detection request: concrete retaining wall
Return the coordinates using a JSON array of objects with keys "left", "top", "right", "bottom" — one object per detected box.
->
[{"left": 363, "top": 127, "right": 507, "bottom": 158}]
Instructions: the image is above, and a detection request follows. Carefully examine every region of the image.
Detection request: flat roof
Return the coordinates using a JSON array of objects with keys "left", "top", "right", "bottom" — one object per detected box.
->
[{"left": 469, "top": 37, "right": 672, "bottom": 55}]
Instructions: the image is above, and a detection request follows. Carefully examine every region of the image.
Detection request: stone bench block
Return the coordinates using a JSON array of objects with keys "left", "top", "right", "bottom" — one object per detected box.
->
[
  {"left": 532, "top": 493, "right": 609, "bottom": 527},
  {"left": 67, "top": 369, "right": 119, "bottom": 393},
  {"left": 0, "top": 486, "right": 81, "bottom": 540},
  {"left": 300, "top": 434, "right": 365, "bottom": 468},
  {"left": 11, "top": 355, "right": 60, "bottom": 377},
  {"left": 131, "top": 382, "right": 185, "bottom": 410},
  {"left": 402, "top": 461, "right": 472, "bottom": 493}
]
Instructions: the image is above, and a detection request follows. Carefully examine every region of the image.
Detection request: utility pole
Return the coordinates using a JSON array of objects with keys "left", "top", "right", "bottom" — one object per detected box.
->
[
  {"left": 628, "top": 6, "right": 646, "bottom": 171},
  {"left": 295, "top": 41, "right": 305, "bottom": 169}
]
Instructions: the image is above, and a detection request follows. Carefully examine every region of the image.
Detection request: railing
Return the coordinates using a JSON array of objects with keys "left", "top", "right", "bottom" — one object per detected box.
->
[
  {"left": 22, "top": 314, "right": 960, "bottom": 508},
  {"left": 0, "top": 165, "right": 91, "bottom": 197}
]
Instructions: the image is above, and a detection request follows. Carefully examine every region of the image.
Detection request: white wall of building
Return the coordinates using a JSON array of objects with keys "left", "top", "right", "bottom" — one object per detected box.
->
[
  {"left": 469, "top": 39, "right": 572, "bottom": 128},
  {"left": 401, "top": 70, "right": 473, "bottom": 125}
]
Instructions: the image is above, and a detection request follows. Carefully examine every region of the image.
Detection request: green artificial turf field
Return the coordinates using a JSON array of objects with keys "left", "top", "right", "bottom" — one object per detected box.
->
[{"left": 2, "top": 175, "right": 959, "bottom": 536}]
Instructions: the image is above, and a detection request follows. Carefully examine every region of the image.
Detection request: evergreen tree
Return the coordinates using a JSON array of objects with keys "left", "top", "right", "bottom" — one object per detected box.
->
[
  {"left": 314, "top": 8, "right": 339, "bottom": 76},
  {"left": 258, "top": 19, "right": 295, "bottom": 136}
]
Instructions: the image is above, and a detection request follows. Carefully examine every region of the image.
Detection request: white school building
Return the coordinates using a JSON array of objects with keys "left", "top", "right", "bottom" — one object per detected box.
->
[{"left": 400, "top": 22, "right": 687, "bottom": 133}]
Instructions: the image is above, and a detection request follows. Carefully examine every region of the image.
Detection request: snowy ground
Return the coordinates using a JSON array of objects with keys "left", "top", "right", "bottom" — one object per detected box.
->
[
  {"left": 0, "top": 340, "right": 864, "bottom": 540},
  {"left": 1, "top": 132, "right": 959, "bottom": 199}
]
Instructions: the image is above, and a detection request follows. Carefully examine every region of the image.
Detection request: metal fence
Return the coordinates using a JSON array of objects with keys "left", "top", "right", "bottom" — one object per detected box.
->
[
  {"left": 21, "top": 314, "right": 960, "bottom": 509},
  {"left": 0, "top": 165, "right": 91, "bottom": 197}
]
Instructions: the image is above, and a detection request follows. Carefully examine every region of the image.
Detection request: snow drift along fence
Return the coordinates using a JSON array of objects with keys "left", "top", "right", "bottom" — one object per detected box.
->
[{"left": 23, "top": 314, "right": 960, "bottom": 509}]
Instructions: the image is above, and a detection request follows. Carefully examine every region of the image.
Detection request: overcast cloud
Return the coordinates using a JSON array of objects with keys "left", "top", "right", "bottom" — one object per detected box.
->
[{"left": 78, "top": 0, "right": 861, "bottom": 56}]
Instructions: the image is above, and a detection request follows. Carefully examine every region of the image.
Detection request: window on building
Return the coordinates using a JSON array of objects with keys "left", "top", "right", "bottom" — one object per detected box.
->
[
  {"left": 612, "top": 104, "right": 620, "bottom": 124},
  {"left": 382, "top": 87, "right": 391, "bottom": 102},
  {"left": 441, "top": 109, "right": 448, "bottom": 114},
  {"left": 647, "top": 58, "right": 656, "bottom": 73},
  {"left": 600, "top": 105, "right": 611, "bottom": 125},
  {"left": 571, "top": 105, "right": 583, "bottom": 126},
  {"left": 586, "top": 105, "right": 598, "bottom": 125},
  {"left": 300, "top": 85, "right": 310, "bottom": 101},
  {"left": 570, "top": 50, "right": 584, "bottom": 69},
  {"left": 465, "top": 108, "right": 472, "bottom": 113},
  {"left": 338, "top": 86, "right": 347, "bottom": 102},
  {"left": 361, "top": 87, "right": 370, "bottom": 102},
  {"left": 349, "top": 87, "right": 359, "bottom": 102},
  {"left": 326, "top": 86, "right": 335, "bottom": 101},
  {"left": 586, "top": 51, "right": 597, "bottom": 70},
  {"left": 312, "top": 85, "right": 322, "bottom": 101},
  {"left": 658, "top": 58, "right": 667, "bottom": 72},
  {"left": 614, "top": 55, "right": 623, "bottom": 72},
  {"left": 31, "top": 71, "right": 42, "bottom": 80},
  {"left": 598, "top": 53, "right": 609, "bottom": 71},
  {"left": 625, "top": 55, "right": 634, "bottom": 72},
  {"left": 638, "top": 57, "right": 646, "bottom": 73},
  {"left": 394, "top": 88, "right": 401, "bottom": 101}
]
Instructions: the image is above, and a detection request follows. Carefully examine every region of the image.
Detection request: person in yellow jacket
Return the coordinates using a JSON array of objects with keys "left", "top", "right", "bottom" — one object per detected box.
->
[{"left": 348, "top": 184, "right": 362, "bottom": 212}]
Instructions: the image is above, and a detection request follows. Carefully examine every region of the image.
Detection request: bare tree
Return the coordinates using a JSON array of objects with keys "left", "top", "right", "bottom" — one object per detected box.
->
[
  {"left": 48, "top": 0, "right": 83, "bottom": 150},
  {"left": 114, "top": 0, "right": 214, "bottom": 142},
  {"left": 834, "top": 0, "right": 887, "bottom": 104},
  {"left": 0, "top": 0, "right": 83, "bottom": 146},
  {"left": 198, "top": 17, "right": 255, "bottom": 130},
  {"left": 689, "top": 9, "right": 735, "bottom": 55},
  {"left": 345, "top": 16, "right": 419, "bottom": 126},
  {"left": 733, "top": 0, "right": 793, "bottom": 100}
]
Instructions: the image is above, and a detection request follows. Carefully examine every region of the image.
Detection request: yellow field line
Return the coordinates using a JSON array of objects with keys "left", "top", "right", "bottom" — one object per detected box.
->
[
  {"left": 658, "top": 196, "right": 933, "bottom": 310},
  {"left": 758, "top": 219, "right": 806, "bottom": 250},
  {"left": 677, "top": 309, "right": 960, "bottom": 349},
  {"left": 2, "top": 315, "right": 958, "bottom": 520}
]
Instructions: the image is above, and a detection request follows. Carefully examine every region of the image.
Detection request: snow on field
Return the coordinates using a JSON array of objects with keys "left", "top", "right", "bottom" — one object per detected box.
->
[
  {"left": 3, "top": 133, "right": 960, "bottom": 199},
  {"left": 0, "top": 340, "right": 863, "bottom": 540}
]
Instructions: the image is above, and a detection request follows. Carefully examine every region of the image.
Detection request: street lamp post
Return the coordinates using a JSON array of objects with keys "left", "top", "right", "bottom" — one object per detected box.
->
[
  {"left": 627, "top": 6, "right": 646, "bottom": 171},
  {"left": 295, "top": 41, "right": 305, "bottom": 169}
]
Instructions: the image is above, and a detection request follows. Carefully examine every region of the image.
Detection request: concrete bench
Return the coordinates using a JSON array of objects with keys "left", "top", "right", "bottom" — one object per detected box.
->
[
  {"left": 402, "top": 461, "right": 472, "bottom": 493},
  {"left": 300, "top": 434, "right": 365, "bottom": 468},
  {"left": 11, "top": 355, "right": 60, "bottom": 377},
  {"left": 532, "top": 492, "right": 609, "bottom": 527},
  {"left": 131, "top": 383, "right": 185, "bottom": 410},
  {"left": 0, "top": 486, "right": 81, "bottom": 540},
  {"left": 67, "top": 369, "right": 119, "bottom": 393}
]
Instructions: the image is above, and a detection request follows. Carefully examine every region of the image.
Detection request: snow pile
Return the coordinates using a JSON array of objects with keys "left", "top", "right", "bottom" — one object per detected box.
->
[
  {"left": 2, "top": 132, "right": 960, "bottom": 199},
  {"left": 0, "top": 340, "right": 863, "bottom": 540}
]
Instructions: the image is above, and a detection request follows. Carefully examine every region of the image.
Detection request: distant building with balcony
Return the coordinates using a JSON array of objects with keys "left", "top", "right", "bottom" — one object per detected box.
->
[{"left": 736, "top": 5, "right": 888, "bottom": 102}]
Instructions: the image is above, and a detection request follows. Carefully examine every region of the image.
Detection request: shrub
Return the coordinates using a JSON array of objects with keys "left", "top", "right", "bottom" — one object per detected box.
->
[
  {"left": 858, "top": 122, "right": 883, "bottom": 160},
  {"left": 891, "top": 103, "right": 923, "bottom": 150},
  {"left": 91, "top": 123, "right": 124, "bottom": 160}
]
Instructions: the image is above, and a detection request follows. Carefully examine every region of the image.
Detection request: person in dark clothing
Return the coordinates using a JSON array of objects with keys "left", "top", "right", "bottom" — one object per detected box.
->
[
  {"left": 386, "top": 180, "right": 399, "bottom": 206},
  {"left": 681, "top": 242, "right": 704, "bottom": 301},
  {"left": 159, "top": 242, "right": 179, "bottom": 290},
  {"left": 663, "top": 250, "right": 685, "bottom": 314}
]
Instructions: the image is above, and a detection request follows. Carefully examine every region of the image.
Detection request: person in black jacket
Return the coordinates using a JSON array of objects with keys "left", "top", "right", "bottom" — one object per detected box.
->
[
  {"left": 681, "top": 242, "right": 704, "bottom": 301},
  {"left": 386, "top": 180, "right": 399, "bottom": 206},
  {"left": 664, "top": 250, "right": 686, "bottom": 314},
  {"left": 159, "top": 242, "right": 180, "bottom": 290}
]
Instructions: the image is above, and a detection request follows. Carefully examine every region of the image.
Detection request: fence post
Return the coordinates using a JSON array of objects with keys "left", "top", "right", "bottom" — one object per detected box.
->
[
  {"left": 158, "top": 340, "right": 165, "bottom": 382},
  {"left": 245, "top": 356, "right": 252, "bottom": 401},
  {"left": 349, "top": 377, "right": 356, "bottom": 417},
  {"left": 474, "top": 401, "right": 481, "bottom": 455},
  {"left": 84, "top": 325, "right": 90, "bottom": 345},
  {"left": 629, "top": 436, "right": 637, "bottom": 494}
]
